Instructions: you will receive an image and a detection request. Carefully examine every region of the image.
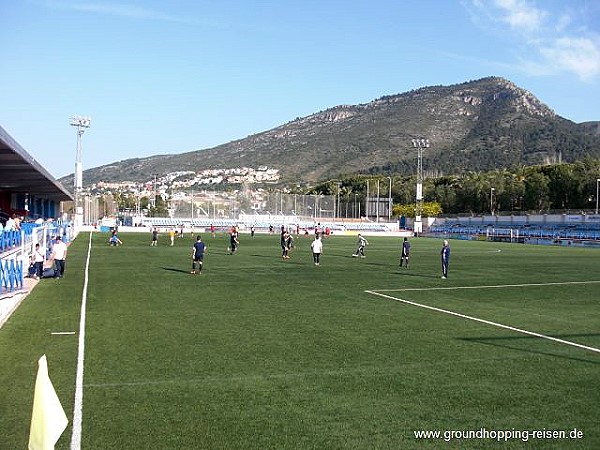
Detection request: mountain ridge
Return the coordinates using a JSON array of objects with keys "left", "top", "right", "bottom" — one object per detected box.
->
[{"left": 61, "top": 76, "right": 600, "bottom": 187}]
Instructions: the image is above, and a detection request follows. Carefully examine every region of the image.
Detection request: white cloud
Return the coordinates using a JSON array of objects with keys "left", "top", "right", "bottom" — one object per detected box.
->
[
  {"left": 493, "top": 0, "right": 546, "bottom": 31},
  {"left": 539, "top": 36, "right": 600, "bottom": 81},
  {"left": 466, "top": 0, "right": 600, "bottom": 82},
  {"left": 555, "top": 13, "right": 572, "bottom": 33}
]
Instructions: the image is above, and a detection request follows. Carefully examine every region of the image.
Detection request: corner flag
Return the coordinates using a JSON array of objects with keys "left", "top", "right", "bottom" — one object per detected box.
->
[{"left": 29, "top": 354, "right": 68, "bottom": 450}]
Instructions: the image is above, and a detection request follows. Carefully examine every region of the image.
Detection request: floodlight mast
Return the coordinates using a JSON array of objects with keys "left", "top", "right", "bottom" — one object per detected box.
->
[
  {"left": 70, "top": 116, "right": 91, "bottom": 230},
  {"left": 596, "top": 179, "right": 600, "bottom": 215},
  {"left": 412, "top": 138, "right": 429, "bottom": 235}
]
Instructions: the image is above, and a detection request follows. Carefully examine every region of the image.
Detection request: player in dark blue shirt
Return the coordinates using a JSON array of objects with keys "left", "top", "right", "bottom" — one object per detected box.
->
[
  {"left": 400, "top": 237, "right": 411, "bottom": 268},
  {"left": 441, "top": 239, "right": 450, "bottom": 279},
  {"left": 191, "top": 236, "right": 207, "bottom": 275}
]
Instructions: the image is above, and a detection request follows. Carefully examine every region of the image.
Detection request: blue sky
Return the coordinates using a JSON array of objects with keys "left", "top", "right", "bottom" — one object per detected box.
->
[{"left": 1, "top": 0, "right": 599, "bottom": 178}]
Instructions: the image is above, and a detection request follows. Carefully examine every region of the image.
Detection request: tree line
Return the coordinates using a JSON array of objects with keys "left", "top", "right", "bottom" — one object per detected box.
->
[{"left": 305, "top": 158, "right": 600, "bottom": 217}]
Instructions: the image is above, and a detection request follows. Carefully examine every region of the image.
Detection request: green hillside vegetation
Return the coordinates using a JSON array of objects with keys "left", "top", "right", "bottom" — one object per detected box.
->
[
  {"left": 61, "top": 77, "right": 600, "bottom": 187},
  {"left": 307, "top": 158, "right": 600, "bottom": 215}
]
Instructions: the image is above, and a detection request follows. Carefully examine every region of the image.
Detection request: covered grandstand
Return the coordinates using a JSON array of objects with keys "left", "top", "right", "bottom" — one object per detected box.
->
[
  {"left": 1, "top": 125, "right": 74, "bottom": 300},
  {"left": 0, "top": 125, "right": 72, "bottom": 220}
]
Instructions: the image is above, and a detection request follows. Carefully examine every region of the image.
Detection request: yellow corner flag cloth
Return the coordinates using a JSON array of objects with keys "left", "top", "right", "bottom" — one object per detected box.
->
[{"left": 28, "top": 354, "right": 69, "bottom": 450}]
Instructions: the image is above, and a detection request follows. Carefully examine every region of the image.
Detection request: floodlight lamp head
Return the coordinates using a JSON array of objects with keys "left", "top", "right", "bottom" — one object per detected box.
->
[
  {"left": 412, "top": 138, "right": 430, "bottom": 148},
  {"left": 70, "top": 116, "right": 92, "bottom": 128}
]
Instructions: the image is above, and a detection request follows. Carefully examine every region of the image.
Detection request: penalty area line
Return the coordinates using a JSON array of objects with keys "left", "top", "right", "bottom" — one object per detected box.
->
[
  {"left": 375, "top": 280, "right": 600, "bottom": 293},
  {"left": 365, "top": 290, "right": 600, "bottom": 355}
]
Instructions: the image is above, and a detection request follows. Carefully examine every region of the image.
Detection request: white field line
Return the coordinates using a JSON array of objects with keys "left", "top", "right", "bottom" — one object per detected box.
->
[
  {"left": 365, "top": 289, "right": 600, "bottom": 355},
  {"left": 70, "top": 232, "right": 93, "bottom": 450},
  {"left": 376, "top": 280, "right": 600, "bottom": 293}
]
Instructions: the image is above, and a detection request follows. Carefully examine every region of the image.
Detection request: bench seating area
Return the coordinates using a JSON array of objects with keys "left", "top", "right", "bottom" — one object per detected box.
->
[{"left": 430, "top": 222, "right": 600, "bottom": 241}]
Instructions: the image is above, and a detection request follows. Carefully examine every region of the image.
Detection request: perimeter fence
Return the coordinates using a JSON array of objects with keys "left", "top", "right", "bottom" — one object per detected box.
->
[{"left": 167, "top": 192, "right": 354, "bottom": 221}]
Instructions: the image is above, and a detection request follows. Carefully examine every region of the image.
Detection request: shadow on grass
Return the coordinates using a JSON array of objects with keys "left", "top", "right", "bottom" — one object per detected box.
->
[
  {"left": 160, "top": 267, "right": 191, "bottom": 274},
  {"left": 459, "top": 334, "right": 600, "bottom": 365},
  {"left": 392, "top": 271, "right": 441, "bottom": 279}
]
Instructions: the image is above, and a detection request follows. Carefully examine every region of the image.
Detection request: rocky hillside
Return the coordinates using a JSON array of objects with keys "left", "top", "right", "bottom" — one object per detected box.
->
[{"left": 62, "top": 76, "right": 600, "bottom": 187}]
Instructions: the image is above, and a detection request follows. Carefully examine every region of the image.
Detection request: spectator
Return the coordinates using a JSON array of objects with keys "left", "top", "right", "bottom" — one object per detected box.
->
[
  {"left": 32, "top": 243, "right": 45, "bottom": 279},
  {"left": 5, "top": 214, "right": 16, "bottom": 232},
  {"left": 51, "top": 236, "right": 68, "bottom": 279}
]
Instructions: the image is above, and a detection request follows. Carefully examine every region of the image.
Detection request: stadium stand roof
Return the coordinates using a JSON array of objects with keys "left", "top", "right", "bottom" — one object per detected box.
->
[{"left": 0, "top": 125, "right": 72, "bottom": 202}]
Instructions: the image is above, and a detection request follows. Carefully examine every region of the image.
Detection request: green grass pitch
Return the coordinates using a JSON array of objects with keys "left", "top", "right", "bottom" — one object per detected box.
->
[{"left": 1, "top": 231, "right": 599, "bottom": 449}]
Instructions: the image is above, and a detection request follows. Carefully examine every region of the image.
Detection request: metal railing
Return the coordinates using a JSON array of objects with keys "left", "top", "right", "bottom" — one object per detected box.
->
[{"left": 0, "top": 222, "right": 74, "bottom": 294}]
